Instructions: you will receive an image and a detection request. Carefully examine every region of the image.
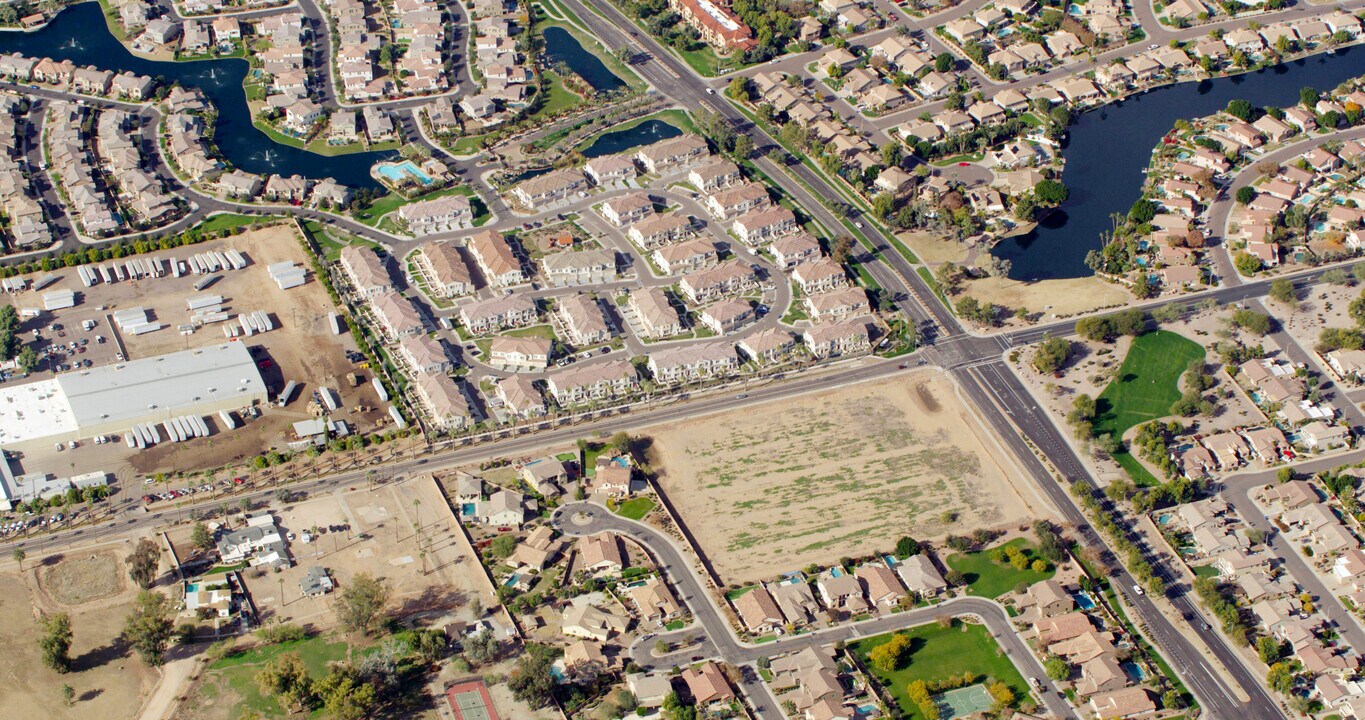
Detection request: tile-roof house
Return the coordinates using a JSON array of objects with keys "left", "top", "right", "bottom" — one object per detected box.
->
[
  {"left": 816, "top": 572, "right": 868, "bottom": 612},
  {"left": 579, "top": 533, "right": 628, "bottom": 574},
  {"left": 733, "top": 584, "right": 786, "bottom": 634},
  {"left": 855, "top": 563, "right": 905, "bottom": 608},
  {"left": 895, "top": 554, "right": 948, "bottom": 597},
  {"left": 1030, "top": 578, "right": 1074, "bottom": 616},
  {"left": 629, "top": 576, "right": 682, "bottom": 623},
  {"left": 682, "top": 662, "right": 735, "bottom": 708}
]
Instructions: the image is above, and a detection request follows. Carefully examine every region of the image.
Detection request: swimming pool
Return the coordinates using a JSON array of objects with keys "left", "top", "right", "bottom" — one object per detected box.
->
[
  {"left": 502, "top": 573, "right": 522, "bottom": 587},
  {"left": 1073, "top": 592, "right": 1096, "bottom": 610},
  {"left": 185, "top": 582, "right": 200, "bottom": 593},
  {"left": 1121, "top": 660, "right": 1146, "bottom": 682},
  {"left": 461, "top": 502, "right": 476, "bottom": 516},
  {"left": 376, "top": 160, "right": 435, "bottom": 186}
]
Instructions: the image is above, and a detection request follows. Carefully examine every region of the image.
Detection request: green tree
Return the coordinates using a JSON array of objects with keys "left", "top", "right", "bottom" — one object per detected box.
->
[
  {"left": 126, "top": 538, "right": 161, "bottom": 589},
  {"left": 1044, "top": 655, "right": 1070, "bottom": 681},
  {"left": 934, "top": 53, "right": 954, "bottom": 72},
  {"left": 1235, "top": 185, "right": 1256, "bottom": 204},
  {"left": 1226, "top": 99, "right": 1253, "bottom": 121},
  {"left": 490, "top": 533, "right": 517, "bottom": 559},
  {"left": 1031, "top": 336, "right": 1072, "bottom": 374},
  {"left": 190, "top": 522, "right": 214, "bottom": 552},
  {"left": 256, "top": 651, "right": 314, "bottom": 712},
  {"left": 1266, "top": 279, "right": 1295, "bottom": 307},
  {"left": 16, "top": 345, "right": 38, "bottom": 373},
  {"left": 1256, "top": 635, "right": 1285, "bottom": 664},
  {"left": 894, "top": 536, "right": 920, "bottom": 558},
  {"left": 1233, "top": 252, "right": 1262, "bottom": 276},
  {"left": 60, "top": 683, "right": 75, "bottom": 706},
  {"left": 336, "top": 573, "right": 390, "bottom": 636},
  {"left": 726, "top": 76, "right": 752, "bottom": 101},
  {"left": 37, "top": 612, "right": 73, "bottom": 673},
  {"left": 313, "top": 664, "right": 375, "bottom": 720},
  {"left": 1266, "top": 661, "right": 1296, "bottom": 695},
  {"left": 1230, "top": 309, "right": 1272, "bottom": 335},
  {"left": 124, "top": 591, "right": 175, "bottom": 666},
  {"left": 507, "top": 643, "right": 560, "bottom": 708},
  {"left": 1034, "top": 179, "right": 1069, "bottom": 206},
  {"left": 12, "top": 548, "right": 25, "bottom": 571}
]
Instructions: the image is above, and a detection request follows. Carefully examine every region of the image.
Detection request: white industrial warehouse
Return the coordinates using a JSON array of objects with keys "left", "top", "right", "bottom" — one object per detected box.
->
[{"left": 0, "top": 342, "right": 268, "bottom": 446}]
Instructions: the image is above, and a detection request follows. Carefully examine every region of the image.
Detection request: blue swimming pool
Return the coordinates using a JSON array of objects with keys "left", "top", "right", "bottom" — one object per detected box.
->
[
  {"left": 1121, "top": 661, "right": 1146, "bottom": 682},
  {"left": 1073, "top": 592, "right": 1096, "bottom": 610},
  {"left": 461, "top": 502, "right": 476, "bottom": 515},
  {"left": 502, "top": 573, "right": 521, "bottom": 587},
  {"left": 376, "top": 160, "right": 435, "bottom": 186}
]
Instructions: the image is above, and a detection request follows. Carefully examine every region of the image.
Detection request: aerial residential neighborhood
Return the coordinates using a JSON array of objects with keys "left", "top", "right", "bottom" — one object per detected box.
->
[{"left": 8, "top": 0, "right": 1365, "bottom": 718}]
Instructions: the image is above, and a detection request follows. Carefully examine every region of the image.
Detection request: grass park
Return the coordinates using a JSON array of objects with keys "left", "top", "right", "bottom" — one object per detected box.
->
[
  {"left": 850, "top": 621, "right": 1029, "bottom": 720},
  {"left": 944, "top": 538, "right": 1055, "bottom": 599},
  {"left": 1093, "top": 330, "right": 1205, "bottom": 486},
  {"left": 193, "top": 634, "right": 349, "bottom": 719}
]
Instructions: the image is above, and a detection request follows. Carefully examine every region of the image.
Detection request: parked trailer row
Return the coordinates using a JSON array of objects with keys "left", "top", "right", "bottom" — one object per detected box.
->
[
  {"left": 237, "top": 311, "right": 273, "bottom": 336},
  {"left": 218, "top": 409, "right": 238, "bottom": 429}
]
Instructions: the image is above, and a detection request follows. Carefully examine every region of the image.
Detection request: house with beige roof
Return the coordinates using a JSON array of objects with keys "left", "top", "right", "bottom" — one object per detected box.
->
[
  {"left": 467, "top": 229, "right": 526, "bottom": 287},
  {"left": 546, "top": 360, "right": 639, "bottom": 405},
  {"left": 489, "top": 336, "right": 551, "bottom": 370},
  {"left": 628, "top": 288, "right": 685, "bottom": 339},
  {"left": 556, "top": 293, "right": 612, "bottom": 346},
  {"left": 732, "top": 584, "right": 785, "bottom": 634}
]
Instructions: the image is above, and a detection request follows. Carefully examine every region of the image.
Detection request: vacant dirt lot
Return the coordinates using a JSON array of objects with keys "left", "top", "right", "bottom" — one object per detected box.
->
[
  {"left": 37, "top": 552, "right": 125, "bottom": 606},
  {"left": 242, "top": 476, "right": 488, "bottom": 631},
  {"left": 0, "top": 566, "right": 158, "bottom": 720},
  {"left": 650, "top": 372, "right": 1047, "bottom": 585},
  {"left": 4, "top": 224, "right": 388, "bottom": 479}
]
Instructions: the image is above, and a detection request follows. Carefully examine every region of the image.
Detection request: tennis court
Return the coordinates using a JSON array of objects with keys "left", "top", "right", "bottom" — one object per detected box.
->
[
  {"left": 446, "top": 679, "right": 500, "bottom": 720},
  {"left": 939, "top": 683, "right": 993, "bottom": 719}
]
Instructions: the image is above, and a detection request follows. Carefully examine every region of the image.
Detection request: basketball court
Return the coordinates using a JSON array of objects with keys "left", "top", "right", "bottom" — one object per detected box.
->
[
  {"left": 445, "top": 679, "right": 500, "bottom": 720},
  {"left": 938, "top": 683, "right": 993, "bottom": 719}
]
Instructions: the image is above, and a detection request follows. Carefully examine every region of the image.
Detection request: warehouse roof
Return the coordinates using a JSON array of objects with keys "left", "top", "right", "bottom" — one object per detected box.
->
[{"left": 0, "top": 343, "right": 269, "bottom": 439}]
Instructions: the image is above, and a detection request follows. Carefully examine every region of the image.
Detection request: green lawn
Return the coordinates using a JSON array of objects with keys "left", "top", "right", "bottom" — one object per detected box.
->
[
  {"left": 1191, "top": 564, "right": 1220, "bottom": 579},
  {"left": 945, "top": 538, "right": 1055, "bottom": 598},
  {"left": 850, "top": 622, "right": 1029, "bottom": 720},
  {"left": 195, "top": 213, "right": 274, "bottom": 235},
  {"left": 614, "top": 496, "right": 656, "bottom": 520},
  {"left": 206, "top": 635, "right": 348, "bottom": 717},
  {"left": 1093, "top": 330, "right": 1205, "bottom": 486},
  {"left": 539, "top": 70, "right": 583, "bottom": 116}
]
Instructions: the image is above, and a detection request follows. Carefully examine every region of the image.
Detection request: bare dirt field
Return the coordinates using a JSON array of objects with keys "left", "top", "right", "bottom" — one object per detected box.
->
[
  {"left": 3, "top": 224, "right": 389, "bottom": 480},
  {"left": 963, "top": 275, "right": 1133, "bottom": 320},
  {"left": 648, "top": 371, "right": 1048, "bottom": 585},
  {"left": 240, "top": 476, "right": 489, "bottom": 630},
  {"left": 0, "top": 566, "right": 158, "bottom": 720},
  {"left": 37, "top": 551, "right": 125, "bottom": 606}
]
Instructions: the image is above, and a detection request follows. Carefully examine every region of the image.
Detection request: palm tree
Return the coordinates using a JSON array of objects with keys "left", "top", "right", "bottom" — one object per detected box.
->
[{"left": 12, "top": 548, "right": 24, "bottom": 571}]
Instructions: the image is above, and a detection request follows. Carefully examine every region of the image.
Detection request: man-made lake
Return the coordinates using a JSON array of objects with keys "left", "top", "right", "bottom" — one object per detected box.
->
[
  {"left": 542, "top": 25, "right": 624, "bottom": 93},
  {"left": 581, "top": 118, "right": 680, "bottom": 157},
  {"left": 0, "top": 1, "right": 392, "bottom": 188},
  {"left": 992, "top": 49, "right": 1365, "bottom": 280}
]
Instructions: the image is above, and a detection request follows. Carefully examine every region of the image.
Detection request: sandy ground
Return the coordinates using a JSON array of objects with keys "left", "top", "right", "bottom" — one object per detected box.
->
[
  {"left": 962, "top": 275, "right": 1134, "bottom": 321},
  {"left": 4, "top": 225, "right": 387, "bottom": 482},
  {"left": 0, "top": 559, "right": 159, "bottom": 720},
  {"left": 240, "top": 476, "right": 485, "bottom": 628},
  {"left": 1275, "top": 282, "right": 1359, "bottom": 357},
  {"left": 648, "top": 371, "right": 1048, "bottom": 586}
]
